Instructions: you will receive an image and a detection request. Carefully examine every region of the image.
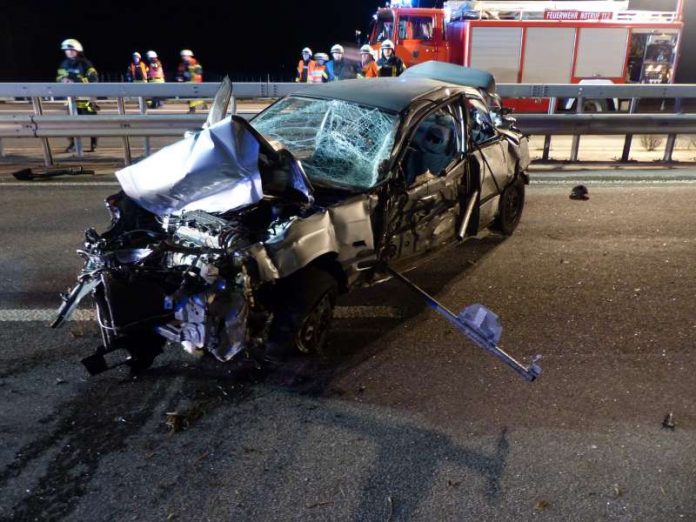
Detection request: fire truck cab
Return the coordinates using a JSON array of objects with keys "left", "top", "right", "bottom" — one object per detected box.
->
[{"left": 369, "top": 0, "right": 683, "bottom": 110}]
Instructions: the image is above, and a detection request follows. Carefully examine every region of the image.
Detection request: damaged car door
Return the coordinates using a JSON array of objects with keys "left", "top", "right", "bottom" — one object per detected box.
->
[
  {"left": 465, "top": 96, "right": 513, "bottom": 229},
  {"left": 388, "top": 99, "right": 468, "bottom": 261}
]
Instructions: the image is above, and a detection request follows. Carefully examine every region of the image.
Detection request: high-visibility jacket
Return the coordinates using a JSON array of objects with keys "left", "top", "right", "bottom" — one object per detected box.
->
[
  {"left": 176, "top": 58, "right": 203, "bottom": 83},
  {"left": 296, "top": 58, "right": 315, "bottom": 82},
  {"left": 147, "top": 59, "right": 165, "bottom": 82},
  {"left": 377, "top": 55, "right": 406, "bottom": 77},
  {"left": 127, "top": 61, "right": 148, "bottom": 82},
  {"left": 308, "top": 63, "right": 329, "bottom": 83},
  {"left": 56, "top": 55, "right": 98, "bottom": 110},
  {"left": 360, "top": 60, "right": 379, "bottom": 78}
]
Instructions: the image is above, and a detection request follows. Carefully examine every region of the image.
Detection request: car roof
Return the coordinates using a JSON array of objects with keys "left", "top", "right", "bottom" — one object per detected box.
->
[
  {"left": 401, "top": 61, "right": 496, "bottom": 93},
  {"left": 290, "top": 77, "right": 477, "bottom": 113}
]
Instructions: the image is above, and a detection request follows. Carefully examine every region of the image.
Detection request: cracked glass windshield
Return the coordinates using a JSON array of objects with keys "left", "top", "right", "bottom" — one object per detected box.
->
[{"left": 252, "top": 96, "right": 397, "bottom": 190}]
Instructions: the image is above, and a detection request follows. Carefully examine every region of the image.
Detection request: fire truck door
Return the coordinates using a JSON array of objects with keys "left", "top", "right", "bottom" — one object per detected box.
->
[{"left": 396, "top": 13, "right": 441, "bottom": 65}]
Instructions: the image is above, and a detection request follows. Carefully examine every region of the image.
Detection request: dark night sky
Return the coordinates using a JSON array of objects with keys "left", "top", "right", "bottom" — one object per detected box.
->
[{"left": 1, "top": 0, "right": 694, "bottom": 82}]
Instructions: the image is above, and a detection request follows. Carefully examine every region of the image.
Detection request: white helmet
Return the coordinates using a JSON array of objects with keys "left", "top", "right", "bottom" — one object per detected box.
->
[
  {"left": 330, "top": 44, "right": 344, "bottom": 54},
  {"left": 132, "top": 51, "right": 141, "bottom": 58},
  {"left": 146, "top": 50, "right": 158, "bottom": 59},
  {"left": 314, "top": 52, "right": 329, "bottom": 62},
  {"left": 61, "top": 38, "right": 83, "bottom": 52},
  {"left": 180, "top": 49, "right": 194, "bottom": 57},
  {"left": 302, "top": 47, "right": 312, "bottom": 55},
  {"left": 381, "top": 39, "right": 395, "bottom": 50},
  {"left": 360, "top": 44, "right": 373, "bottom": 54}
]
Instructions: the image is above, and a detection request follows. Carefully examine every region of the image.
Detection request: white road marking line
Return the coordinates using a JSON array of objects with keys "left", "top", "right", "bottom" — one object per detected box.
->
[{"left": 0, "top": 306, "right": 402, "bottom": 322}]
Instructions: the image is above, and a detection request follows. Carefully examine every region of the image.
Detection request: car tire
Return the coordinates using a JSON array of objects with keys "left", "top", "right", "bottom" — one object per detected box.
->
[
  {"left": 122, "top": 331, "right": 166, "bottom": 373},
  {"left": 267, "top": 266, "right": 338, "bottom": 358},
  {"left": 492, "top": 174, "right": 525, "bottom": 236}
]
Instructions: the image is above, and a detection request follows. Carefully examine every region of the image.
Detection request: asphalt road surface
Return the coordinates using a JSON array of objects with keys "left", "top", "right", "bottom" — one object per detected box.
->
[{"left": 1, "top": 180, "right": 695, "bottom": 521}]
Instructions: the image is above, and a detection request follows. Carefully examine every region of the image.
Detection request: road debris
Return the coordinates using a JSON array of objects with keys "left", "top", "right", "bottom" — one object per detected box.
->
[
  {"left": 610, "top": 483, "right": 624, "bottom": 498},
  {"left": 569, "top": 185, "right": 589, "bottom": 200},
  {"left": 386, "top": 496, "right": 394, "bottom": 521},
  {"left": 534, "top": 499, "right": 550, "bottom": 512},
  {"left": 305, "top": 500, "right": 334, "bottom": 509},
  {"left": 165, "top": 412, "right": 187, "bottom": 433},
  {"left": 662, "top": 412, "right": 676, "bottom": 430}
]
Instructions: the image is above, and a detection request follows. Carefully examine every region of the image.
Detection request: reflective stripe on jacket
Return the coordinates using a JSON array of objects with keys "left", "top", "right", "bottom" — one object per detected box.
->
[
  {"left": 296, "top": 58, "right": 315, "bottom": 82},
  {"left": 147, "top": 60, "right": 165, "bottom": 82},
  {"left": 128, "top": 61, "right": 148, "bottom": 82},
  {"left": 176, "top": 58, "right": 203, "bottom": 82},
  {"left": 308, "top": 64, "right": 329, "bottom": 83}
]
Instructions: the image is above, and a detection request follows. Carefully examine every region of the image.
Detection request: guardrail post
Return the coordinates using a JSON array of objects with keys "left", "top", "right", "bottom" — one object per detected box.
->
[
  {"left": 542, "top": 96, "right": 556, "bottom": 161},
  {"left": 570, "top": 97, "right": 583, "bottom": 162},
  {"left": 117, "top": 97, "right": 132, "bottom": 165},
  {"left": 67, "top": 96, "right": 83, "bottom": 158},
  {"left": 621, "top": 97, "right": 638, "bottom": 162},
  {"left": 138, "top": 96, "right": 150, "bottom": 157},
  {"left": 31, "top": 97, "right": 54, "bottom": 167},
  {"left": 663, "top": 134, "right": 677, "bottom": 162}
]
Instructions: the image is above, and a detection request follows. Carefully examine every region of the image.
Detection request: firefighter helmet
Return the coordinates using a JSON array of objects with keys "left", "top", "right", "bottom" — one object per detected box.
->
[
  {"left": 61, "top": 39, "right": 83, "bottom": 52},
  {"left": 180, "top": 49, "right": 194, "bottom": 57},
  {"left": 360, "top": 44, "right": 373, "bottom": 54},
  {"left": 330, "top": 44, "right": 344, "bottom": 54},
  {"left": 381, "top": 39, "right": 395, "bottom": 50},
  {"left": 146, "top": 50, "right": 158, "bottom": 59},
  {"left": 314, "top": 53, "right": 329, "bottom": 62},
  {"left": 302, "top": 47, "right": 312, "bottom": 55},
  {"left": 132, "top": 51, "right": 141, "bottom": 59}
]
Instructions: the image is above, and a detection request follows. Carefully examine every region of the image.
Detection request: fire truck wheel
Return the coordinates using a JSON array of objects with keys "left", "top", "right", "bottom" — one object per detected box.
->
[
  {"left": 492, "top": 175, "right": 525, "bottom": 236},
  {"left": 581, "top": 99, "right": 608, "bottom": 112}
]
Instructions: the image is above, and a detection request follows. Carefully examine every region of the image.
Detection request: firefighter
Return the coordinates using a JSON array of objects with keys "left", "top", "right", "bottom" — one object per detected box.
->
[
  {"left": 126, "top": 52, "right": 148, "bottom": 82},
  {"left": 358, "top": 44, "right": 378, "bottom": 78},
  {"left": 176, "top": 49, "right": 204, "bottom": 113},
  {"left": 146, "top": 50, "right": 165, "bottom": 108},
  {"left": 327, "top": 44, "right": 359, "bottom": 81},
  {"left": 377, "top": 39, "right": 406, "bottom": 77},
  {"left": 308, "top": 53, "right": 330, "bottom": 83},
  {"left": 56, "top": 38, "right": 99, "bottom": 153},
  {"left": 296, "top": 47, "right": 315, "bottom": 83}
]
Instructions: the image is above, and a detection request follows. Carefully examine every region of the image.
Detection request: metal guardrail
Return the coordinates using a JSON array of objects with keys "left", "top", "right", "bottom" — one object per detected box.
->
[{"left": 1, "top": 82, "right": 695, "bottom": 166}]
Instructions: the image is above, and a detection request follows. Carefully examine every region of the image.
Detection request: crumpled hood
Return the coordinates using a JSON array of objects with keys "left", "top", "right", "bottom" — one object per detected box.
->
[{"left": 116, "top": 116, "right": 313, "bottom": 217}]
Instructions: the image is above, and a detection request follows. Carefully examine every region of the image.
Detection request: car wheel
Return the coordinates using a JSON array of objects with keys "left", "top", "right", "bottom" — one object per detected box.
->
[
  {"left": 492, "top": 175, "right": 525, "bottom": 236},
  {"left": 122, "top": 331, "right": 166, "bottom": 373},
  {"left": 267, "top": 266, "right": 338, "bottom": 357}
]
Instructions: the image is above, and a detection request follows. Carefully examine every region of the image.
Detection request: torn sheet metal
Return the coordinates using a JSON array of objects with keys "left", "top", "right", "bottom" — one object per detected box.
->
[{"left": 116, "top": 116, "right": 264, "bottom": 216}]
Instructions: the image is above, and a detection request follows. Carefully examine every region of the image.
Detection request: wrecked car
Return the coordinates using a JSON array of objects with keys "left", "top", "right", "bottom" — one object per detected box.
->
[{"left": 54, "top": 65, "right": 540, "bottom": 380}]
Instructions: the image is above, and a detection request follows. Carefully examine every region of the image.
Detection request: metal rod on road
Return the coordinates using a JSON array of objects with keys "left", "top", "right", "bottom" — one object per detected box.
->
[
  {"left": 542, "top": 96, "right": 556, "bottom": 161},
  {"left": 31, "top": 97, "right": 54, "bottom": 167},
  {"left": 116, "top": 97, "right": 132, "bottom": 166},
  {"left": 570, "top": 97, "right": 583, "bottom": 162},
  {"left": 138, "top": 97, "right": 150, "bottom": 157},
  {"left": 621, "top": 97, "right": 638, "bottom": 162},
  {"left": 67, "top": 96, "right": 83, "bottom": 158}
]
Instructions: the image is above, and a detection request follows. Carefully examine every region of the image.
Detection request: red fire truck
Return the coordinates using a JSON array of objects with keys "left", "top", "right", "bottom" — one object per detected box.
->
[{"left": 369, "top": 0, "right": 684, "bottom": 110}]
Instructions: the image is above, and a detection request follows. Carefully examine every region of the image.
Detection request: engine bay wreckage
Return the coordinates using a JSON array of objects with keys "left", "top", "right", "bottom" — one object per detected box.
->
[{"left": 53, "top": 67, "right": 541, "bottom": 381}]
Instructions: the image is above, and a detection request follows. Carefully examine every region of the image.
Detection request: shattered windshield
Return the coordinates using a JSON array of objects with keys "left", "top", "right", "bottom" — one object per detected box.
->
[{"left": 252, "top": 96, "right": 397, "bottom": 191}]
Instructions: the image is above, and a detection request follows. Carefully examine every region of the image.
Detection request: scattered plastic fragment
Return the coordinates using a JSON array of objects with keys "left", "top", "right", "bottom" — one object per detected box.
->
[{"left": 662, "top": 412, "right": 675, "bottom": 430}]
